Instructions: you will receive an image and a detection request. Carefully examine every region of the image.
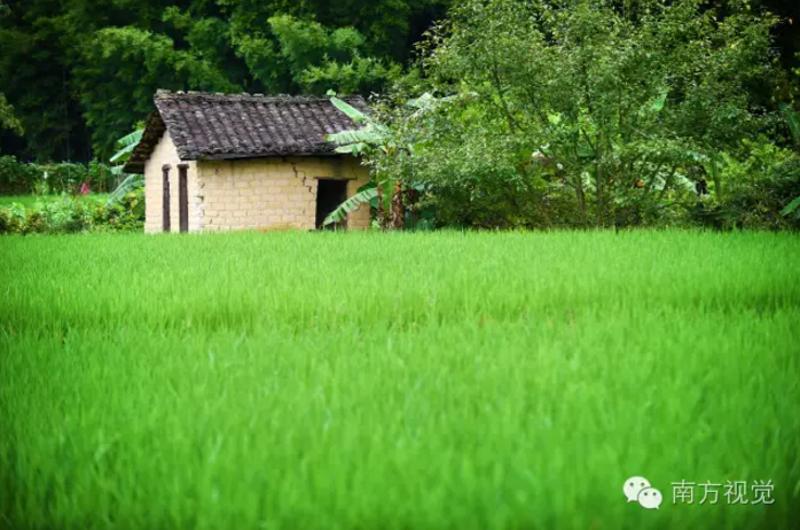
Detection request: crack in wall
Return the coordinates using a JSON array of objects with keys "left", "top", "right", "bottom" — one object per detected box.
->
[{"left": 289, "top": 160, "right": 316, "bottom": 196}]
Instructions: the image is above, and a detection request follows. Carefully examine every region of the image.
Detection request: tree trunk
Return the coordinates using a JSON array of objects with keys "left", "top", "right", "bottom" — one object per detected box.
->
[
  {"left": 376, "top": 183, "right": 385, "bottom": 229},
  {"left": 390, "top": 180, "right": 405, "bottom": 229},
  {"left": 595, "top": 165, "right": 606, "bottom": 227},
  {"left": 575, "top": 174, "right": 588, "bottom": 227}
]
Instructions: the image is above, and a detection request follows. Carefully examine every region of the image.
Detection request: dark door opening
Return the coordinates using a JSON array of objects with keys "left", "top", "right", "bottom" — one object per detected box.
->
[
  {"left": 178, "top": 164, "right": 188, "bottom": 233},
  {"left": 316, "top": 179, "right": 348, "bottom": 229}
]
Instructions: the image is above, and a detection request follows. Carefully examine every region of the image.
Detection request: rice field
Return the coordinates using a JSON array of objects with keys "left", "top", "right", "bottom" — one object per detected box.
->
[{"left": 1, "top": 230, "right": 799, "bottom": 529}]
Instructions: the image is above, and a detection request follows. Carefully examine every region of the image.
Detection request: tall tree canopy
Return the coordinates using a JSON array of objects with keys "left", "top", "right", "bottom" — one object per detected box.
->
[
  {"left": 370, "top": 0, "right": 797, "bottom": 229},
  {"left": 0, "top": 0, "right": 794, "bottom": 163},
  {"left": 0, "top": 0, "right": 449, "bottom": 161}
]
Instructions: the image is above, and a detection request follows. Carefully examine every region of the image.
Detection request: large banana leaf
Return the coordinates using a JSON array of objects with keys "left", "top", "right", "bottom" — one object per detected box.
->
[
  {"left": 333, "top": 143, "right": 368, "bottom": 155},
  {"left": 406, "top": 92, "right": 436, "bottom": 109},
  {"left": 326, "top": 99, "right": 388, "bottom": 157},
  {"left": 322, "top": 186, "right": 377, "bottom": 226},
  {"left": 329, "top": 95, "right": 369, "bottom": 125},
  {"left": 780, "top": 195, "right": 800, "bottom": 219},
  {"left": 405, "top": 92, "right": 457, "bottom": 113},
  {"left": 106, "top": 173, "right": 143, "bottom": 206},
  {"left": 110, "top": 129, "right": 143, "bottom": 163},
  {"left": 328, "top": 124, "right": 384, "bottom": 145}
]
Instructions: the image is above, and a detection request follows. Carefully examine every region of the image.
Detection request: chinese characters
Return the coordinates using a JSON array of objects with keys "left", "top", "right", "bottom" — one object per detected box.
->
[{"left": 670, "top": 480, "right": 775, "bottom": 505}]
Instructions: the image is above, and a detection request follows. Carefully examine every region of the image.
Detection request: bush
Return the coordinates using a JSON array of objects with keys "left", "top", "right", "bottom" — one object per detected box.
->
[
  {"left": 0, "top": 155, "right": 116, "bottom": 195},
  {"left": 689, "top": 140, "right": 800, "bottom": 230},
  {"left": 14, "top": 197, "right": 93, "bottom": 234},
  {"left": 97, "top": 189, "right": 145, "bottom": 232},
  {"left": 0, "top": 203, "right": 27, "bottom": 233},
  {"left": 723, "top": 158, "right": 800, "bottom": 230},
  {"left": 0, "top": 187, "right": 144, "bottom": 235},
  {"left": 0, "top": 156, "right": 39, "bottom": 194},
  {"left": 39, "top": 163, "right": 86, "bottom": 195},
  {"left": 86, "top": 160, "right": 117, "bottom": 191}
]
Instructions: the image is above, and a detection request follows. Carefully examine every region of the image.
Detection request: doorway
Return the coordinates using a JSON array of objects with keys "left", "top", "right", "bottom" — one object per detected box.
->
[{"left": 315, "top": 179, "right": 348, "bottom": 229}]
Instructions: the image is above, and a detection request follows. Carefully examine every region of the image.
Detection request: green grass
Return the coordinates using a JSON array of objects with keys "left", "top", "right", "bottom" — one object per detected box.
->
[
  {"left": 1, "top": 230, "right": 799, "bottom": 529},
  {"left": 0, "top": 193, "right": 109, "bottom": 209}
]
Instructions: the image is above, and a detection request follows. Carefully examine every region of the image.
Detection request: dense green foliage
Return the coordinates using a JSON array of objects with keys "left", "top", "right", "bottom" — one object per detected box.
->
[
  {"left": 0, "top": 189, "right": 144, "bottom": 234},
  {"left": 0, "top": 92, "right": 23, "bottom": 136},
  {"left": 1, "top": 230, "right": 798, "bottom": 528},
  {"left": 0, "top": 0, "right": 449, "bottom": 161},
  {"left": 2, "top": 0, "right": 798, "bottom": 230},
  {"left": 362, "top": 0, "right": 800, "bottom": 229},
  {"left": 2, "top": 0, "right": 793, "bottom": 165},
  {"left": 0, "top": 155, "right": 115, "bottom": 194},
  {"left": 692, "top": 137, "right": 800, "bottom": 228}
]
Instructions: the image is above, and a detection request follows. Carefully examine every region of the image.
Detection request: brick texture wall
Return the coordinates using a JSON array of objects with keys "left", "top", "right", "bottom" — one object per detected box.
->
[
  {"left": 143, "top": 131, "right": 371, "bottom": 233},
  {"left": 143, "top": 132, "right": 200, "bottom": 234}
]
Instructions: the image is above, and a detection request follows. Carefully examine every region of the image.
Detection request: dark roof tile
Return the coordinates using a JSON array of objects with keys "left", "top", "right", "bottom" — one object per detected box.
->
[{"left": 124, "top": 90, "right": 367, "bottom": 173}]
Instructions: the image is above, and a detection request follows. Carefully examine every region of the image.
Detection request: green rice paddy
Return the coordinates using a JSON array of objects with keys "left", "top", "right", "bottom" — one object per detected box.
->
[{"left": 1, "top": 230, "right": 799, "bottom": 529}]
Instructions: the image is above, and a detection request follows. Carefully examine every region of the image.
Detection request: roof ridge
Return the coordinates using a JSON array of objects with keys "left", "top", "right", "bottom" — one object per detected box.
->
[{"left": 154, "top": 90, "right": 366, "bottom": 104}]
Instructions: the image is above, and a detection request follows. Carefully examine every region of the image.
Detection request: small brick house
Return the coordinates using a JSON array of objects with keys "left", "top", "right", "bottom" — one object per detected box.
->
[{"left": 124, "top": 90, "right": 371, "bottom": 233}]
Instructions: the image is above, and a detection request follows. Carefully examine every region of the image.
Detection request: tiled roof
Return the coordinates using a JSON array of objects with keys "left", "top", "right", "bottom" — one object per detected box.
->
[{"left": 124, "top": 90, "right": 367, "bottom": 173}]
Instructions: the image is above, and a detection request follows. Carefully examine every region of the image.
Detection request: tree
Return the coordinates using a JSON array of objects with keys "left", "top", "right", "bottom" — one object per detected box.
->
[
  {"left": 0, "top": 92, "right": 22, "bottom": 137},
  {"left": 0, "top": 0, "right": 451, "bottom": 162},
  {"left": 266, "top": 14, "right": 400, "bottom": 95},
  {"left": 74, "top": 26, "right": 238, "bottom": 159},
  {"left": 391, "top": 0, "right": 787, "bottom": 228}
]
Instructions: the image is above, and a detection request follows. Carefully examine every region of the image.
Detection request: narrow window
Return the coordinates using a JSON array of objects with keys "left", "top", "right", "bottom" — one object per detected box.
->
[
  {"left": 162, "top": 165, "right": 171, "bottom": 232},
  {"left": 178, "top": 164, "right": 189, "bottom": 233}
]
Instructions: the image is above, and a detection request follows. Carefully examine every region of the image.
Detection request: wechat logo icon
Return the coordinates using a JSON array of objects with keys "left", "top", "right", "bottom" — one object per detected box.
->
[{"left": 624, "top": 476, "right": 663, "bottom": 509}]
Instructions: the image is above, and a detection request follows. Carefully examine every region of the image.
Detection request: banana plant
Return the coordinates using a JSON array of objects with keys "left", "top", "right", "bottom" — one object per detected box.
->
[
  {"left": 325, "top": 92, "right": 450, "bottom": 228},
  {"left": 324, "top": 94, "right": 400, "bottom": 228},
  {"left": 107, "top": 128, "right": 144, "bottom": 206},
  {"left": 109, "top": 129, "right": 143, "bottom": 175}
]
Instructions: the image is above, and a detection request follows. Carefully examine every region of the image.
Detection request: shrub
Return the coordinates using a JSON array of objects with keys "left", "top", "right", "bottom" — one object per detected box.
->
[
  {"left": 0, "top": 156, "right": 116, "bottom": 195},
  {"left": 0, "top": 156, "right": 39, "bottom": 194},
  {"left": 689, "top": 140, "right": 800, "bottom": 230},
  {"left": 39, "top": 163, "right": 85, "bottom": 195},
  {"left": 97, "top": 188, "right": 145, "bottom": 232},
  {"left": 86, "top": 160, "right": 117, "bottom": 192},
  {"left": 0, "top": 187, "right": 144, "bottom": 235},
  {"left": 723, "top": 157, "right": 800, "bottom": 230},
  {"left": 0, "top": 203, "right": 27, "bottom": 233}
]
